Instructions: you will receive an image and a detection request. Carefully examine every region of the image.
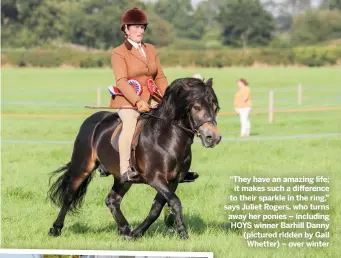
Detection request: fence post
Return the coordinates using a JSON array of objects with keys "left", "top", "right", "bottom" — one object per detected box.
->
[
  {"left": 97, "top": 88, "right": 101, "bottom": 107},
  {"left": 298, "top": 84, "right": 302, "bottom": 105},
  {"left": 269, "top": 90, "right": 274, "bottom": 124}
]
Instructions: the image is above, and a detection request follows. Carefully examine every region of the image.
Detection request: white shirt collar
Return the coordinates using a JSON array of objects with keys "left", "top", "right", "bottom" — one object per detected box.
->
[{"left": 127, "top": 38, "right": 142, "bottom": 49}]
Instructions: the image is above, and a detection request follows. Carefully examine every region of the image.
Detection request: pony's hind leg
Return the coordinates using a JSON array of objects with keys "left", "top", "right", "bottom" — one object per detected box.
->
[
  {"left": 105, "top": 179, "right": 132, "bottom": 237},
  {"left": 48, "top": 160, "right": 96, "bottom": 237}
]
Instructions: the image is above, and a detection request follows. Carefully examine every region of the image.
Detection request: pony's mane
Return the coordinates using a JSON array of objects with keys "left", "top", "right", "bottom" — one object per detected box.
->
[{"left": 150, "top": 77, "right": 220, "bottom": 121}]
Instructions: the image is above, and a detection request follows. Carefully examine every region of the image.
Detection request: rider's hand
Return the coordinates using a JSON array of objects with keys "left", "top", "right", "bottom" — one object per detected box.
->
[
  {"left": 150, "top": 101, "right": 159, "bottom": 108},
  {"left": 136, "top": 100, "right": 150, "bottom": 112}
]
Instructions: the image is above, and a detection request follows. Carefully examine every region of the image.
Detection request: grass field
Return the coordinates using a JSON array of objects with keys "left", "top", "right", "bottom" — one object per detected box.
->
[{"left": 1, "top": 67, "right": 341, "bottom": 258}]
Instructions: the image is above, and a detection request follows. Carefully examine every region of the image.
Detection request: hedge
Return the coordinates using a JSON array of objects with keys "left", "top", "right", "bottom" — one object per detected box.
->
[{"left": 2, "top": 46, "right": 341, "bottom": 68}]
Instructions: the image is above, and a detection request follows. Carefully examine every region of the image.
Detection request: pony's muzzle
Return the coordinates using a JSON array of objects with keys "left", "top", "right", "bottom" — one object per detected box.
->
[{"left": 198, "top": 123, "right": 221, "bottom": 148}]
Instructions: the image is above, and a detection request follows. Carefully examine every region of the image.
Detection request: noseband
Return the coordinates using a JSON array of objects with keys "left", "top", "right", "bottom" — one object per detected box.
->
[{"left": 188, "top": 113, "right": 217, "bottom": 138}]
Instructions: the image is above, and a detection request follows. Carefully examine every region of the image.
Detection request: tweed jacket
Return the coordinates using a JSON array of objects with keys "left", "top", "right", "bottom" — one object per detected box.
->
[{"left": 110, "top": 40, "right": 168, "bottom": 108}]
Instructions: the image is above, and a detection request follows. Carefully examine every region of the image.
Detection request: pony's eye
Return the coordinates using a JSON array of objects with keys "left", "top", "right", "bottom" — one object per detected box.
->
[{"left": 193, "top": 105, "right": 201, "bottom": 111}]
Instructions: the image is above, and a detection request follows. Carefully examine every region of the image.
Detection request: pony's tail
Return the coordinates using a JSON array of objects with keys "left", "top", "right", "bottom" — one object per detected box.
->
[{"left": 48, "top": 161, "right": 96, "bottom": 213}]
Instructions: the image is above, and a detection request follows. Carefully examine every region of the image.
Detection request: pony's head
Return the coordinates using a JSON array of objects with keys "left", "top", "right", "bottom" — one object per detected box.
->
[{"left": 157, "top": 77, "right": 221, "bottom": 148}]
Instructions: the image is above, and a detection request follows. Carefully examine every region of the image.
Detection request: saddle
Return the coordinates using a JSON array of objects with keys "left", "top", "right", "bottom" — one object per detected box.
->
[{"left": 110, "top": 117, "right": 145, "bottom": 171}]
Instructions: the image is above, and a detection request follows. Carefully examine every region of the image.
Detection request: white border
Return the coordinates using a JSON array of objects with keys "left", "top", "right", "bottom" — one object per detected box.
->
[{"left": 0, "top": 249, "right": 213, "bottom": 258}]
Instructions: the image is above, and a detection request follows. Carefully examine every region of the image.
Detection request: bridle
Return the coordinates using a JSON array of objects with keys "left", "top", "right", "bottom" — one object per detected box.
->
[
  {"left": 177, "top": 79, "right": 217, "bottom": 137},
  {"left": 140, "top": 79, "right": 217, "bottom": 138}
]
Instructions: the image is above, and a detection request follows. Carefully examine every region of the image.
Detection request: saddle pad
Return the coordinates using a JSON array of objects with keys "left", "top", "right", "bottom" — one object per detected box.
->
[{"left": 110, "top": 123, "right": 123, "bottom": 152}]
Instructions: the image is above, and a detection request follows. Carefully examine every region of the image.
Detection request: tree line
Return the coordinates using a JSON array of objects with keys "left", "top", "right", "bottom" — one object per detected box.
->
[{"left": 1, "top": 0, "right": 341, "bottom": 50}]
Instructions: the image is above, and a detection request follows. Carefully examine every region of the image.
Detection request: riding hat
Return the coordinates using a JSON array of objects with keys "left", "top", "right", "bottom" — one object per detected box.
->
[{"left": 121, "top": 7, "right": 148, "bottom": 31}]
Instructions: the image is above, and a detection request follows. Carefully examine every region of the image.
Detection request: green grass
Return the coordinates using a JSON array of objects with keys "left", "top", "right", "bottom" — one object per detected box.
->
[{"left": 1, "top": 67, "right": 341, "bottom": 257}]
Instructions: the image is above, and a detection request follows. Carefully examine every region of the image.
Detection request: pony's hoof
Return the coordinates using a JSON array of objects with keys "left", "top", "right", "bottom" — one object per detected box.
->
[
  {"left": 49, "top": 227, "right": 61, "bottom": 237},
  {"left": 129, "top": 229, "right": 143, "bottom": 239},
  {"left": 117, "top": 226, "right": 131, "bottom": 236},
  {"left": 167, "top": 227, "right": 176, "bottom": 233},
  {"left": 179, "top": 231, "right": 189, "bottom": 240},
  {"left": 122, "top": 235, "right": 135, "bottom": 241}
]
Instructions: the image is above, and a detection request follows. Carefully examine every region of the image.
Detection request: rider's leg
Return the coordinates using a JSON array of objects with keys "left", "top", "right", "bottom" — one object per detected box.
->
[{"left": 117, "top": 108, "right": 140, "bottom": 181}]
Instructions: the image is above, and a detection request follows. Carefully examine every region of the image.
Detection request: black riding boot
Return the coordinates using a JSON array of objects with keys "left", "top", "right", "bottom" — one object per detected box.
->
[
  {"left": 119, "top": 168, "right": 140, "bottom": 182},
  {"left": 98, "top": 164, "right": 140, "bottom": 182}
]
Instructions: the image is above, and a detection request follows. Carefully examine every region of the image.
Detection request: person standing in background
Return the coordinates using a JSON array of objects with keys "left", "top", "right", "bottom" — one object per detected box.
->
[{"left": 234, "top": 78, "right": 252, "bottom": 137}]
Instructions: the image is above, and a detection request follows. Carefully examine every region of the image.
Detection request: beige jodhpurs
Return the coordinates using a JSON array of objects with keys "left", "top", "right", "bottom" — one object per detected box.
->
[
  {"left": 117, "top": 98, "right": 158, "bottom": 174},
  {"left": 117, "top": 108, "right": 140, "bottom": 174}
]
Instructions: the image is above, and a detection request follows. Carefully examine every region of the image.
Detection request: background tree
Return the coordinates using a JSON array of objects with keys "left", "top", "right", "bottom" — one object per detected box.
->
[
  {"left": 291, "top": 9, "right": 341, "bottom": 45},
  {"left": 142, "top": 10, "right": 175, "bottom": 47},
  {"left": 2, "top": 0, "right": 69, "bottom": 47},
  {"left": 284, "top": 0, "right": 313, "bottom": 14},
  {"left": 329, "top": 0, "right": 341, "bottom": 10},
  {"left": 67, "top": 0, "right": 142, "bottom": 49},
  {"left": 319, "top": 0, "right": 341, "bottom": 10},
  {"left": 1, "top": 0, "right": 19, "bottom": 26},
  {"left": 216, "top": 0, "right": 276, "bottom": 48},
  {"left": 2, "top": 0, "right": 341, "bottom": 50},
  {"left": 153, "top": 0, "right": 206, "bottom": 40},
  {"left": 261, "top": 0, "right": 316, "bottom": 32}
]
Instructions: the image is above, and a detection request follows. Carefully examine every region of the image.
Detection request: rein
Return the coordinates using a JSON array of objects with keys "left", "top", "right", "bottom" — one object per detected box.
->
[{"left": 139, "top": 112, "right": 195, "bottom": 138}]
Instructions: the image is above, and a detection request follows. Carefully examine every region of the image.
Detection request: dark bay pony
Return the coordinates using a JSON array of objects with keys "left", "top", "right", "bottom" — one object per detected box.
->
[{"left": 48, "top": 77, "right": 221, "bottom": 240}]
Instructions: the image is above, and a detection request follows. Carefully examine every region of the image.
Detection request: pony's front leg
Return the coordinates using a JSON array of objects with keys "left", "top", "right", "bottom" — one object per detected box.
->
[
  {"left": 130, "top": 193, "right": 167, "bottom": 238},
  {"left": 149, "top": 177, "right": 188, "bottom": 239},
  {"left": 130, "top": 181, "right": 178, "bottom": 238},
  {"left": 105, "top": 179, "right": 132, "bottom": 237}
]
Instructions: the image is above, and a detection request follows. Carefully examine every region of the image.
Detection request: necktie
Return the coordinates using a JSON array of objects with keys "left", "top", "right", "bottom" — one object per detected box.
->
[{"left": 138, "top": 45, "right": 146, "bottom": 59}]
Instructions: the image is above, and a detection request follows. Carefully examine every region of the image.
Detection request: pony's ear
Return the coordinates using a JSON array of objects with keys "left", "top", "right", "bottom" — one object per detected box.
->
[{"left": 206, "top": 78, "right": 213, "bottom": 87}]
